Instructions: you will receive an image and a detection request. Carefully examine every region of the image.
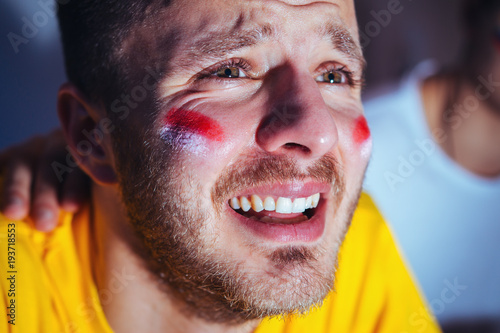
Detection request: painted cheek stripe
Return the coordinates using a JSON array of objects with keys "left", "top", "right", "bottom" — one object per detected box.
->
[
  {"left": 353, "top": 116, "right": 371, "bottom": 144},
  {"left": 163, "top": 108, "right": 225, "bottom": 142}
]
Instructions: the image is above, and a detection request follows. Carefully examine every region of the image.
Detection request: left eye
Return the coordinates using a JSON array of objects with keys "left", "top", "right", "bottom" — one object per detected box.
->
[
  {"left": 215, "top": 66, "right": 248, "bottom": 78},
  {"left": 316, "top": 71, "right": 345, "bottom": 84}
]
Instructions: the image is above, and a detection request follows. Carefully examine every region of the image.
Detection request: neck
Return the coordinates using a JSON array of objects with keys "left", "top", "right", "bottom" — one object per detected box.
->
[
  {"left": 421, "top": 73, "right": 500, "bottom": 178},
  {"left": 90, "top": 184, "right": 260, "bottom": 333}
]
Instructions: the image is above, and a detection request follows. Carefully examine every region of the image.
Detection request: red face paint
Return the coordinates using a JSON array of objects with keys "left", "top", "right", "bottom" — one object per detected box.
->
[
  {"left": 353, "top": 116, "right": 370, "bottom": 144},
  {"left": 163, "top": 108, "right": 225, "bottom": 142}
]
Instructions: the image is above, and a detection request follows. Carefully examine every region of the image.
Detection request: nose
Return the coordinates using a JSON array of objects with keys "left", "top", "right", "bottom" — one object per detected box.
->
[{"left": 256, "top": 65, "right": 338, "bottom": 160}]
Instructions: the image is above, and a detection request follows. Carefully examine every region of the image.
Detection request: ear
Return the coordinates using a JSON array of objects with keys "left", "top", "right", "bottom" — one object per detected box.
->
[{"left": 57, "top": 83, "right": 118, "bottom": 185}]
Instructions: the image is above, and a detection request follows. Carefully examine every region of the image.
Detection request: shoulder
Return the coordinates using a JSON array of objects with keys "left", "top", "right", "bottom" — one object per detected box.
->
[
  {"left": 333, "top": 193, "right": 441, "bottom": 332},
  {"left": 0, "top": 208, "right": 108, "bottom": 332},
  {"left": 0, "top": 212, "right": 53, "bottom": 268},
  {"left": 0, "top": 212, "right": 65, "bottom": 331},
  {"left": 350, "top": 192, "right": 384, "bottom": 228},
  {"left": 343, "top": 192, "right": 391, "bottom": 251},
  {"left": 336, "top": 192, "right": 398, "bottom": 289}
]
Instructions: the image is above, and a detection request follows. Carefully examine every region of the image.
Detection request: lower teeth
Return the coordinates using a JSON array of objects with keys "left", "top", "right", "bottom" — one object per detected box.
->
[
  {"left": 258, "top": 215, "right": 308, "bottom": 224},
  {"left": 241, "top": 210, "right": 314, "bottom": 224}
]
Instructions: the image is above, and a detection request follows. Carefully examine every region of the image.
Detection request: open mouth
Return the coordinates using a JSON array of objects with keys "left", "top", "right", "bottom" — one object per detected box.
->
[
  {"left": 225, "top": 183, "right": 330, "bottom": 242},
  {"left": 228, "top": 193, "right": 321, "bottom": 224}
]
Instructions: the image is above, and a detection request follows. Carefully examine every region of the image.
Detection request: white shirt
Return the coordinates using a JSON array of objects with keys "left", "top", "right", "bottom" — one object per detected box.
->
[{"left": 363, "top": 62, "right": 500, "bottom": 325}]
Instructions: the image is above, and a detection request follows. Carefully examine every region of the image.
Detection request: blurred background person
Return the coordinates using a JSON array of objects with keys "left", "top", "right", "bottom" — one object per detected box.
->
[{"left": 362, "top": 0, "right": 500, "bottom": 331}]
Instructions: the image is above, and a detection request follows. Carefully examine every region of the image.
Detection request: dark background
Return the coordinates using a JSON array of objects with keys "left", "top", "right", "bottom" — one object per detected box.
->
[{"left": 0, "top": 0, "right": 465, "bottom": 148}]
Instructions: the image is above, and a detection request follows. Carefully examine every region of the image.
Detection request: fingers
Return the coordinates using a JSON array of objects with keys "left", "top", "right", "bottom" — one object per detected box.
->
[
  {"left": 1, "top": 159, "right": 32, "bottom": 220},
  {"left": 60, "top": 167, "right": 89, "bottom": 213},
  {"left": 0, "top": 136, "right": 44, "bottom": 221},
  {"left": 31, "top": 131, "right": 68, "bottom": 231},
  {"left": 31, "top": 167, "right": 61, "bottom": 232},
  {"left": 0, "top": 130, "right": 90, "bottom": 232}
]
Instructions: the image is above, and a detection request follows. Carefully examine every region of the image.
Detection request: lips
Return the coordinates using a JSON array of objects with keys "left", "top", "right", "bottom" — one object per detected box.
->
[{"left": 225, "top": 182, "right": 330, "bottom": 242}]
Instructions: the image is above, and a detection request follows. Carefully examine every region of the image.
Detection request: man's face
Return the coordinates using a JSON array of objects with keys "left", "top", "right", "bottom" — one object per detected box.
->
[{"left": 112, "top": 0, "right": 370, "bottom": 322}]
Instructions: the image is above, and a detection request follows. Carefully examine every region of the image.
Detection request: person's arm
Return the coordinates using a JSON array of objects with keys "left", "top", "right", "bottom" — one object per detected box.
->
[{"left": 0, "top": 130, "right": 89, "bottom": 231}]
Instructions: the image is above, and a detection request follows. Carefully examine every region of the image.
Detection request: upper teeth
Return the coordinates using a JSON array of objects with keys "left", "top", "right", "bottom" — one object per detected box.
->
[{"left": 229, "top": 193, "right": 320, "bottom": 214}]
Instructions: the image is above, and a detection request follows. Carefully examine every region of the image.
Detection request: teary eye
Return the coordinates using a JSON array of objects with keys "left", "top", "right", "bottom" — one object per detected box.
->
[
  {"left": 194, "top": 58, "right": 252, "bottom": 82},
  {"left": 215, "top": 66, "right": 248, "bottom": 78},
  {"left": 316, "top": 70, "right": 345, "bottom": 84}
]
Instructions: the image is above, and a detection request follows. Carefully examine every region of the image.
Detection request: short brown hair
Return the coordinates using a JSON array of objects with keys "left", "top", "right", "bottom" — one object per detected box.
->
[{"left": 57, "top": 0, "right": 171, "bottom": 105}]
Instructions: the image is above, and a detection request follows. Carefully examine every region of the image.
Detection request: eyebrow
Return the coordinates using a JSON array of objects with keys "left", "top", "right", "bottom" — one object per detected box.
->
[
  {"left": 170, "top": 19, "right": 365, "bottom": 76},
  {"left": 317, "top": 21, "right": 366, "bottom": 72},
  {"left": 185, "top": 24, "right": 274, "bottom": 63}
]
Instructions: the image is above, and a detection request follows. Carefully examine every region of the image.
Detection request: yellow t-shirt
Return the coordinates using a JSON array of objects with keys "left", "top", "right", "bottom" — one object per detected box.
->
[{"left": 0, "top": 193, "right": 441, "bottom": 333}]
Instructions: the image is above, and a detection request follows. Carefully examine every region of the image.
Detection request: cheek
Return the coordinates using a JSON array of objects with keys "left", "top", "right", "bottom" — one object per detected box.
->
[
  {"left": 162, "top": 108, "right": 226, "bottom": 143},
  {"left": 352, "top": 116, "right": 371, "bottom": 145},
  {"left": 343, "top": 115, "right": 372, "bottom": 165}
]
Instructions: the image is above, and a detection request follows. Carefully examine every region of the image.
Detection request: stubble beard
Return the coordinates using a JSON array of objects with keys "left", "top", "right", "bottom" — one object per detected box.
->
[{"left": 113, "top": 128, "right": 358, "bottom": 324}]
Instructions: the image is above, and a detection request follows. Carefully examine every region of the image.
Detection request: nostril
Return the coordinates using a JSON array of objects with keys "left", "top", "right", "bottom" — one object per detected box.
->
[{"left": 283, "top": 143, "right": 310, "bottom": 153}]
